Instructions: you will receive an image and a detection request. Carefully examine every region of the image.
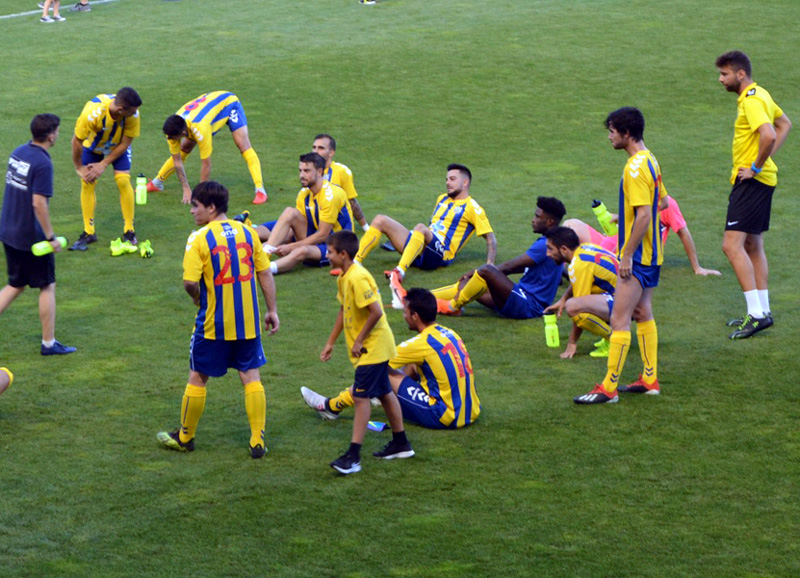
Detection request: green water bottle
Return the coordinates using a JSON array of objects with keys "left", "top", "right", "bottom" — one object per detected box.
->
[
  {"left": 591, "top": 199, "right": 618, "bottom": 236},
  {"left": 544, "top": 314, "right": 560, "bottom": 348},
  {"left": 32, "top": 236, "right": 67, "bottom": 256},
  {"left": 135, "top": 173, "right": 147, "bottom": 205}
]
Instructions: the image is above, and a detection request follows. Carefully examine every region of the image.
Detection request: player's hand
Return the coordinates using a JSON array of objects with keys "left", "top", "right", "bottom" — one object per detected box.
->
[
  {"left": 458, "top": 270, "right": 474, "bottom": 284},
  {"left": 560, "top": 343, "right": 578, "bottom": 359},
  {"left": 619, "top": 255, "right": 633, "bottom": 278},
  {"left": 273, "top": 244, "right": 293, "bottom": 257},
  {"left": 320, "top": 343, "right": 334, "bottom": 362},
  {"left": 264, "top": 311, "right": 279, "bottom": 335},
  {"left": 77, "top": 165, "right": 94, "bottom": 183},
  {"left": 694, "top": 266, "right": 722, "bottom": 277},
  {"left": 544, "top": 300, "right": 566, "bottom": 317},
  {"left": 182, "top": 189, "right": 192, "bottom": 204},
  {"left": 84, "top": 162, "right": 107, "bottom": 182},
  {"left": 51, "top": 239, "right": 63, "bottom": 253},
  {"left": 737, "top": 166, "right": 755, "bottom": 180},
  {"left": 351, "top": 339, "right": 365, "bottom": 359}
]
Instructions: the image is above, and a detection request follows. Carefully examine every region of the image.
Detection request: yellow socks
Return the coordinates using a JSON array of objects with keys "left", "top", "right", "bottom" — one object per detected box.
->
[
  {"left": 330, "top": 387, "right": 354, "bottom": 412},
  {"left": 601, "top": 331, "right": 631, "bottom": 393},
  {"left": 573, "top": 312, "right": 612, "bottom": 338},
  {"left": 452, "top": 272, "right": 487, "bottom": 309},
  {"left": 180, "top": 384, "right": 207, "bottom": 443},
  {"left": 397, "top": 230, "right": 425, "bottom": 273},
  {"left": 115, "top": 173, "right": 135, "bottom": 232},
  {"left": 243, "top": 381, "right": 266, "bottom": 448},
  {"left": 431, "top": 282, "right": 460, "bottom": 301},
  {"left": 636, "top": 320, "right": 658, "bottom": 385},
  {"left": 356, "top": 226, "right": 383, "bottom": 263},
  {"left": 80, "top": 180, "right": 97, "bottom": 234},
  {"left": 242, "top": 148, "right": 264, "bottom": 189}
]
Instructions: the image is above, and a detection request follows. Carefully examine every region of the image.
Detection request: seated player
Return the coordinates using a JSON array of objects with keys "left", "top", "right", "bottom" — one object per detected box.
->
[
  {"left": 260, "top": 152, "right": 354, "bottom": 275},
  {"left": 301, "top": 288, "right": 480, "bottom": 430},
  {"left": 428, "top": 196, "right": 566, "bottom": 319},
  {"left": 543, "top": 227, "right": 618, "bottom": 359},
  {"left": 354, "top": 164, "right": 496, "bottom": 306},
  {"left": 311, "top": 134, "right": 369, "bottom": 233},
  {"left": 147, "top": 91, "right": 267, "bottom": 205},
  {"left": 564, "top": 195, "right": 721, "bottom": 276}
]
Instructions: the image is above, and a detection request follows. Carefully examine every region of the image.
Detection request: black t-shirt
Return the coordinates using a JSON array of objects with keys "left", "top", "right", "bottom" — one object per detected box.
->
[{"left": 0, "top": 142, "right": 53, "bottom": 250}]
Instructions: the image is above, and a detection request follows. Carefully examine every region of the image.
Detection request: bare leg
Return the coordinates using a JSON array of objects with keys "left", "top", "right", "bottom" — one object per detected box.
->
[
  {"left": 722, "top": 230, "right": 756, "bottom": 292},
  {"left": 0, "top": 285, "right": 24, "bottom": 315},
  {"left": 351, "top": 397, "right": 371, "bottom": 444},
  {"left": 39, "top": 283, "right": 56, "bottom": 342}
]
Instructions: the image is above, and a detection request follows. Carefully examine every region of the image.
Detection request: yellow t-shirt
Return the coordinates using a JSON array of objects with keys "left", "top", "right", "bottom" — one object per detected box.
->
[
  {"left": 325, "top": 162, "right": 358, "bottom": 200},
  {"left": 730, "top": 82, "right": 785, "bottom": 186},
  {"left": 75, "top": 94, "right": 140, "bottom": 154}
]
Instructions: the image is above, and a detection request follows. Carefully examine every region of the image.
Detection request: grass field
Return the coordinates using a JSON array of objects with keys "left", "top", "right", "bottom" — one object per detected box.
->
[{"left": 1, "top": 1, "right": 799, "bottom": 576}]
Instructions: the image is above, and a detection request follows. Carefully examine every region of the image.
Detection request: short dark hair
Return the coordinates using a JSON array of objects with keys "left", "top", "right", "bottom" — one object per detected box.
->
[
  {"left": 604, "top": 107, "right": 645, "bottom": 142},
  {"left": 163, "top": 115, "right": 187, "bottom": 138},
  {"left": 545, "top": 226, "right": 580, "bottom": 250},
  {"left": 191, "top": 181, "right": 229, "bottom": 214},
  {"left": 30, "top": 113, "right": 60, "bottom": 142},
  {"left": 447, "top": 163, "right": 472, "bottom": 182},
  {"left": 314, "top": 133, "right": 336, "bottom": 150},
  {"left": 116, "top": 87, "right": 142, "bottom": 108},
  {"left": 299, "top": 152, "right": 326, "bottom": 171},
  {"left": 404, "top": 288, "right": 437, "bottom": 324},
  {"left": 715, "top": 50, "right": 752, "bottom": 77},
  {"left": 328, "top": 230, "right": 359, "bottom": 259},
  {"left": 537, "top": 196, "right": 566, "bottom": 223}
]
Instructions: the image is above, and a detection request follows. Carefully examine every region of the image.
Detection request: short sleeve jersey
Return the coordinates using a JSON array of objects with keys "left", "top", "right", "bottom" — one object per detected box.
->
[
  {"left": 617, "top": 149, "right": 664, "bottom": 267},
  {"left": 326, "top": 162, "right": 358, "bottom": 200},
  {"left": 731, "top": 83, "right": 784, "bottom": 186},
  {"left": 517, "top": 237, "right": 562, "bottom": 312},
  {"left": 391, "top": 324, "right": 480, "bottom": 428},
  {"left": 75, "top": 94, "right": 140, "bottom": 154},
  {"left": 0, "top": 143, "right": 53, "bottom": 250},
  {"left": 568, "top": 244, "right": 618, "bottom": 297},
  {"left": 429, "top": 194, "right": 493, "bottom": 261},
  {"left": 168, "top": 92, "right": 241, "bottom": 160},
  {"left": 337, "top": 263, "right": 396, "bottom": 366},
  {"left": 295, "top": 181, "right": 354, "bottom": 233},
  {"left": 183, "top": 219, "right": 270, "bottom": 340}
]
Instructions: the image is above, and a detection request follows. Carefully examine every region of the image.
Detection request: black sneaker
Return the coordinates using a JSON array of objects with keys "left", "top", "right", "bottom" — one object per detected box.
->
[
  {"left": 233, "top": 210, "right": 251, "bottom": 223},
  {"left": 68, "top": 231, "right": 97, "bottom": 251},
  {"left": 122, "top": 230, "right": 138, "bottom": 246},
  {"left": 156, "top": 429, "right": 195, "bottom": 452},
  {"left": 373, "top": 440, "right": 415, "bottom": 460},
  {"left": 250, "top": 443, "right": 267, "bottom": 459},
  {"left": 728, "top": 314, "right": 770, "bottom": 339},
  {"left": 380, "top": 241, "right": 396, "bottom": 252},
  {"left": 330, "top": 453, "right": 361, "bottom": 474},
  {"left": 41, "top": 340, "right": 77, "bottom": 355}
]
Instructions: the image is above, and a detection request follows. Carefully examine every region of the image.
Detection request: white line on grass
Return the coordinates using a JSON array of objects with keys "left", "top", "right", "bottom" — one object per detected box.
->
[{"left": 0, "top": 0, "right": 122, "bottom": 20}]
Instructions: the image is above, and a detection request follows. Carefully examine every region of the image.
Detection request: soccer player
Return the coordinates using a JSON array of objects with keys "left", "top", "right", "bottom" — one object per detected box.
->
[
  {"left": 564, "top": 195, "right": 721, "bottom": 277},
  {"left": 430, "top": 196, "right": 565, "bottom": 319},
  {"left": 355, "top": 164, "right": 496, "bottom": 306},
  {"left": 147, "top": 92, "right": 267, "bottom": 205},
  {"left": 0, "top": 114, "right": 76, "bottom": 355},
  {"left": 716, "top": 51, "right": 792, "bottom": 339},
  {"left": 574, "top": 107, "right": 663, "bottom": 405},
  {"left": 69, "top": 87, "right": 142, "bottom": 251},
  {"left": 543, "top": 227, "right": 618, "bottom": 359},
  {"left": 156, "top": 181, "right": 279, "bottom": 459},
  {"left": 302, "top": 287, "right": 480, "bottom": 429},
  {"left": 320, "top": 231, "right": 412, "bottom": 475},
  {"left": 311, "top": 134, "right": 369, "bottom": 232}
]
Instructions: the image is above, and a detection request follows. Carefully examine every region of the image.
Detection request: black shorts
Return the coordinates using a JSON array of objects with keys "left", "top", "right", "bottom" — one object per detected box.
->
[
  {"left": 4, "top": 243, "right": 55, "bottom": 288},
  {"left": 352, "top": 360, "right": 392, "bottom": 398},
  {"left": 726, "top": 179, "right": 775, "bottom": 234}
]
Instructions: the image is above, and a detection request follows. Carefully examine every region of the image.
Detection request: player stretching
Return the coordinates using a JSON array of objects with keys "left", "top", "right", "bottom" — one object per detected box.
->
[{"left": 575, "top": 107, "right": 663, "bottom": 405}]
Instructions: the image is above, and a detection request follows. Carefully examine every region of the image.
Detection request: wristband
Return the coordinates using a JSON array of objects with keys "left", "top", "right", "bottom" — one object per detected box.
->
[
  {"left": 361, "top": 223, "right": 370, "bottom": 232},
  {"left": 750, "top": 163, "right": 762, "bottom": 174}
]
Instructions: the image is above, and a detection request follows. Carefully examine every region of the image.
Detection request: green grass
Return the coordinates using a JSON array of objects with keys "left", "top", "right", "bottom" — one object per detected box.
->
[{"left": 1, "top": 1, "right": 799, "bottom": 576}]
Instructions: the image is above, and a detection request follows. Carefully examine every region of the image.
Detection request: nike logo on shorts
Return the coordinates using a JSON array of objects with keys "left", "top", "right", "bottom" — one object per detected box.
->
[{"left": 727, "top": 221, "right": 739, "bottom": 226}]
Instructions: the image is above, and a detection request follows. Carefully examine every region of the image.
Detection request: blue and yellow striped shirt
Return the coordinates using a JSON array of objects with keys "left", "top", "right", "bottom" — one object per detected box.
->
[
  {"left": 295, "top": 181, "right": 354, "bottom": 234},
  {"left": 75, "top": 94, "right": 140, "bottom": 154},
  {"left": 568, "top": 243, "right": 618, "bottom": 297},
  {"left": 428, "top": 194, "right": 493, "bottom": 262},
  {"left": 617, "top": 149, "right": 664, "bottom": 267},
  {"left": 168, "top": 91, "right": 242, "bottom": 159}
]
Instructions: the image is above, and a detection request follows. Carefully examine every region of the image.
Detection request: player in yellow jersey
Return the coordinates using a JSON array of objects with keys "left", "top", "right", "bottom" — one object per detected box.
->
[
  {"left": 147, "top": 92, "right": 267, "bottom": 205},
  {"left": 68, "top": 88, "right": 142, "bottom": 251},
  {"left": 311, "top": 134, "right": 369, "bottom": 231},
  {"left": 320, "top": 231, "right": 412, "bottom": 475},
  {"left": 156, "top": 181, "right": 279, "bottom": 459},
  {"left": 356, "top": 163, "right": 496, "bottom": 308},
  {"left": 715, "top": 51, "right": 792, "bottom": 339},
  {"left": 575, "top": 107, "right": 663, "bottom": 405},
  {"left": 543, "top": 227, "right": 618, "bottom": 359},
  {"left": 302, "top": 287, "right": 480, "bottom": 429}
]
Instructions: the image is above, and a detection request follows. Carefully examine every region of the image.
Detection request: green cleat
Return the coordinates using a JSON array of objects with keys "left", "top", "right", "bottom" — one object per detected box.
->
[
  {"left": 589, "top": 339, "right": 610, "bottom": 358},
  {"left": 157, "top": 429, "right": 194, "bottom": 452}
]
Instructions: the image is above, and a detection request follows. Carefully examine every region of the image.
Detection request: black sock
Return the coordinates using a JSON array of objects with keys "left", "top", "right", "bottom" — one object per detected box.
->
[
  {"left": 347, "top": 443, "right": 362, "bottom": 458},
  {"left": 392, "top": 430, "right": 408, "bottom": 445}
]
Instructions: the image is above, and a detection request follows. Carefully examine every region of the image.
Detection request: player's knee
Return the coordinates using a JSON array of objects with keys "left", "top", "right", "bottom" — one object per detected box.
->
[
  {"left": 413, "top": 223, "right": 427, "bottom": 234},
  {"left": 564, "top": 299, "right": 580, "bottom": 317},
  {"left": 371, "top": 214, "right": 390, "bottom": 230},
  {"left": 475, "top": 263, "right": 497, "bottom": 278}
]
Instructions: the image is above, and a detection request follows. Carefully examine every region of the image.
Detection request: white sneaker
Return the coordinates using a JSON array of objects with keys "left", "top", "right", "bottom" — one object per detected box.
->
[
  {"left": 300, "top": 386, "right": 339, "bottom": 420},
  {"left": 53, "top": 14, "right": 65, "bottom": 21},
  {"left": 360, "top": 0, "right": 377, "bottom": 4},
  {"left": 40, "top": 15, "right": 54, "bottom": 22}
]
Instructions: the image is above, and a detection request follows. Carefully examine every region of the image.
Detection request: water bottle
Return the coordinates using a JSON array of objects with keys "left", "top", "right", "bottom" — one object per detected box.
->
[
  {"left": 135, "top": 173, "right": 147, "bottom": 205},
  {"left": 32, "top": 236, "right": 67, "bottom": 256},
  {"left": 591, "top": 199, "right": 618, "bottom": 236},
  {"left": 544, "top": 314, "right": 560, "bottom": 348}
]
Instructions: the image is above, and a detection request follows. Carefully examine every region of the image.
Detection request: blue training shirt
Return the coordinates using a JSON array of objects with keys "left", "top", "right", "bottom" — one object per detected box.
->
[
  {"left": 516, "top": 237, "right": 562, "bottom": 312},
  {"left": 0, "top": 142, "right": 54, "bottom": 250}
]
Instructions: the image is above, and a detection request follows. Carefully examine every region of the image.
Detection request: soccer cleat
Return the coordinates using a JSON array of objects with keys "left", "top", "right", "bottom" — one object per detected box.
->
[
  {"left": 728, "top": 314, "right": 770, "bottom": 339},
  {"left": 360, "top": 0, "right": 376, "bottom": 4},
  {"left": 146, "top": 180, "right": 164, "bottom": 193},
  {"left": 386, "top": 269, "right": 406, "bottom": 310},
  {"left": 437, "top": 298, "right": 462, "bottom": 316},
  {"left": 589, "top": 339, "right": 610, "bottom": 358},
  {"left": 249, "top": 444, "right": 267, "bottom": 459},
  {"left": 380, "top": 241, "right": 396, "bottom": 252},
  {"left": 41, "top": 340, "right": 77, "bottom": 356},
  {"left": 330, "top": 268, "right": 343, "bottom": 276},
  {"left": 232, "top": 210, "right": 252, "bottom": 228},
  {"left": 573, "top": 384, "right": 619, "bottom": 405},
  {"left": 373, "top": 440, "right": 415, "bottom": 460},
  {"left": 69, "top": 2, "right": 90, "bottom": 11},
  {"left": 300, "top": 386, "right": 340, "bottom": 420},
  {"left": 727, "top": 312, "right": 773, "bottom": 328},
  {"left": 330, "top": 453, "right": 361, "bottom": 475},
  {"left": 139, "top": 239, "right": 154, "bottom": 258},
  {"left": 617, "top": 374, "right": 660, "bottom": 395},
  {"left": 122, "top": 230, "right": 138, "bottom": 246},
  {"left": 157, "top": 429, "right": 194, "bottom": 452},
  {"left": 252, "top": 188, "right": 268, "bottom": 205},
  {"left": 69, "top": 232, "right": 97, "bottom": 251}
]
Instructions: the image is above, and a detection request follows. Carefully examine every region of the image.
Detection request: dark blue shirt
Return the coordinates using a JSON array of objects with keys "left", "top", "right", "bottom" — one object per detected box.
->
[
  {"left": 0, "top": 142, "right": 53, "bottom": 250},
  {"left": 517, "top": 236, "right": 562, "bottom": 311}
]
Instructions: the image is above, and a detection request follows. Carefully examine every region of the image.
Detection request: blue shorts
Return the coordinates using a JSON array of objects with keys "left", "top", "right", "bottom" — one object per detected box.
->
[
  {"left": 189, "top": 334, "right": 266, "bottom": 377},
  {"left": 405, "top": 233, "right": 451, "bottom": 271},
  {"left": 605, "top": 293, "right": 615, "bottom": 316},
  {"left": 82, "top": 146, "right": 132, "bottom": 172},
  {"left": 224, "top": 100, "right": 248, "bottom": 133},
  {"left": 396, "top": 376, "right": 454, "bottom": 429},
  {"left": 352, "top": 361, "right": 392, "bottom": 398},
  {"left": 498, "top": 283, "right": 543, "bottom": 319},
  {"left": 258, "top": 219, "right": 329, "bottom": 266},
  {"left": 631, "top": 262, "right": 660, "bottom": 289}
]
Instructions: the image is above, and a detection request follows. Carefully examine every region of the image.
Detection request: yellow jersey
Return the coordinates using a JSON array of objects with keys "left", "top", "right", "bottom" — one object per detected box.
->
[
  {"left": 429, "top": 194, "right": 493, "bottom": 261},
  {"left": 295, "top": 181, "right": 354, "bottom": 233},
  {"left": 568, "top": 244, "right": 618, "bottom": 297},
  {"left": 325, "top": 162, "right": 358, "bottom": 200},
  {"left": 731, "top": 82, "right": 785, "bottom": 186},
  {"left": 168, "top": 91, "right": 243, "bottom": 160},
  {"left": 75, "top": 94, "right": 140, "bottom": 154},
  {"left": 618, "top": 149, "right": 664, "bottom": 267},
  {"left": 183, "top": 220, "right": 271, "bottom": 340}
]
